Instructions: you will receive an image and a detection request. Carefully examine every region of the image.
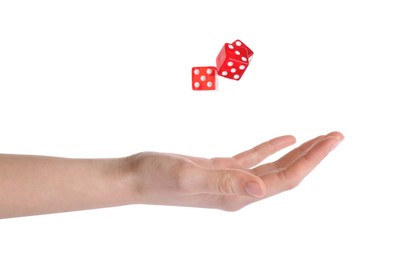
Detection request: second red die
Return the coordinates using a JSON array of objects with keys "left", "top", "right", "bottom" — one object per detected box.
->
[
  {"left": 192, "top": 66, "right": 217, "bottom": 90},
  {"left": 216, "top": 42, "right": 251, "bottom": 80},
  {"left": 192, "top": 39, "right": 254, "bottom": 90}
]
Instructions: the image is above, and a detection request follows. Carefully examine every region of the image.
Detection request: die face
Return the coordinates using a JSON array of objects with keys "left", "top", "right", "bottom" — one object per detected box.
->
[
  {"left": 192, "top": 66, "right": 217, "bottom": 90},
  {"left": 216, "top": 43, "right": 249, "bottom": 80},
  {"left": 217, "top": 58, "right": 248, "bottom": 80},
  {"left": 232, "top": 39, "right": 254, "bottom": 61}
]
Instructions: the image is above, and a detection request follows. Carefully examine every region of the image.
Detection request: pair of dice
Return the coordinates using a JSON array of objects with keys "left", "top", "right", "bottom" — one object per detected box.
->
[{"left": 192, "top": 39, "right": 254, "bottom": 90}]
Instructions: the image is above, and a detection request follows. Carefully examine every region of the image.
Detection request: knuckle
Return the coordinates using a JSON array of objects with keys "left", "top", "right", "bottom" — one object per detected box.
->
[
  {"left": 217, "top": 174, "right": 235, "bottom": 195},
  {"left": 265, "top": 140, "right": 277, "bottom": 151}
]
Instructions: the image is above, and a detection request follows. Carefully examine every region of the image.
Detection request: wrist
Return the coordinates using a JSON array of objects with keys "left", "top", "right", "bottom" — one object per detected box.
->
[{"left": 112, "top": 154, "right": 143, "bottom": 205}]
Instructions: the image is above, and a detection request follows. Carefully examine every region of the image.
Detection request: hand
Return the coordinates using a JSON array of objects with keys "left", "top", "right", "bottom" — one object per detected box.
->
[
  {"left": 123, "top": 132, "right": 344, "bottom": 211},
  {"left": 0, "top": 131, "right": 343, "bottom": 218}
]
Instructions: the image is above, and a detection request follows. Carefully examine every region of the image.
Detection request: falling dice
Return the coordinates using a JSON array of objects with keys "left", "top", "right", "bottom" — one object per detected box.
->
[
  {"left": 216, "top": 40, "right": 253, "bottom": 80},
  {"left": 192, "top": 39, "right": 253, "bottom": 90},
  {"left": 192, "top": 66, "right": 217, "bottom": 90}
]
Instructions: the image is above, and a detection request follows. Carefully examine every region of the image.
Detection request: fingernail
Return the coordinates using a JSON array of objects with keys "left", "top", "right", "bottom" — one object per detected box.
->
[{"left": 245, "top": 182, "right": 264, "bottom": 198}]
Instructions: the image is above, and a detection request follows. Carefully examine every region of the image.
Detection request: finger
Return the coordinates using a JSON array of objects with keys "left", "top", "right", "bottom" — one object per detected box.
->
[
  {"left": 252, "top": 135, "right": 324, "bottom": 176},
  {"left": 233, "top": 135, "right": 296, "bottom": 168},
  {"left": 182, "top": 167, "right": 267, "bottom": 198},
  {"left": 275, "top": 135, "right": 326, "bottom": 168},
  {"left": 261, "top": 132, "right": 344, "bottom": 197}
]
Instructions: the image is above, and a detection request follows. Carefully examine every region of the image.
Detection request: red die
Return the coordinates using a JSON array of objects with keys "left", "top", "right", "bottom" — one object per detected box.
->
[
  {"left": 216, "top": 42, "right": 251, "bottom": 80},
  {"left": 192, "top": 66, "right": 217, "bottom": 90}
]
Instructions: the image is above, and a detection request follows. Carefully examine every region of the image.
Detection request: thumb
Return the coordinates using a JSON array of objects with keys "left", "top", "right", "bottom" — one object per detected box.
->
[{"left": 191, "top": 169, "right": 266, "bottom": 198}]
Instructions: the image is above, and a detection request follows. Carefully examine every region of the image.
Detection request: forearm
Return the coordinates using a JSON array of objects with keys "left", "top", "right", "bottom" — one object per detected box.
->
[{"left": 0, "top": 154, "right": 135, "bottom": 218}]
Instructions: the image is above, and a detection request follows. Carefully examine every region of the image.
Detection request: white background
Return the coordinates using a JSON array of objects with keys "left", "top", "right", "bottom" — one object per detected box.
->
[{"left": 1, "top": 0, "right": 400, "bottom": 259}]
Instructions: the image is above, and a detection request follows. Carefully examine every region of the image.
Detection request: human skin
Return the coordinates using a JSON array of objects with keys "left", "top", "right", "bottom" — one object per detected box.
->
[{"left": 0, "top": 131, "right": 343, "bottom": 218}]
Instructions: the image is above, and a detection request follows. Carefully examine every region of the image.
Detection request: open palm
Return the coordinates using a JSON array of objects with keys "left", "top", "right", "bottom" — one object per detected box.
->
[{"left": 128, "top": 132, "right": 343, "bottom": 211}]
